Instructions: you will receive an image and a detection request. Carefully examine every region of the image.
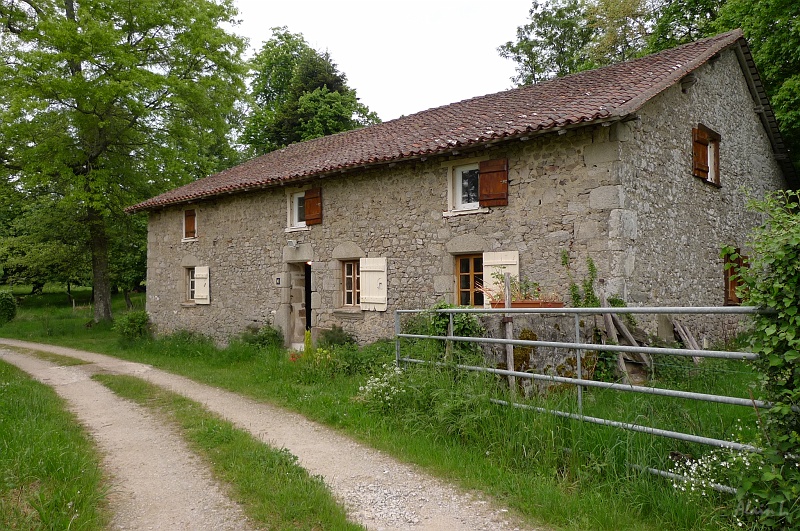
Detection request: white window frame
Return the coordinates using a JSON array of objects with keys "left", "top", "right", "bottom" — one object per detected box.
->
[
  {"left": 286, "top": 188, "right": 310, "bottom": 232},
  {"left": 443, "top": 157, "right": 489, "bottom": 217}
]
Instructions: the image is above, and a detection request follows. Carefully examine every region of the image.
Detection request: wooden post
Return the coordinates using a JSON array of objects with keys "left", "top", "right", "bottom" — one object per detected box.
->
[{"left": 504, "top": 273, "right": 516, "bottom": 395}]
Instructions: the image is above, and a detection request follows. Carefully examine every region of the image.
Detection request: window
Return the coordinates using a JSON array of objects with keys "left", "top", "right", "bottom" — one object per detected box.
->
[
  {"left": 455, "top": 164, "right": 480, "bottom": 210},
  {"left": 187, "top": 267, "right": 196, "bottom": 300},
  {"left": 183, "top": 209, "right": 196, "bottom": 240},
  {"left": 291, "top": 191, "right": 306, "bottom": 228},
  {"left": 456, "top": 254, "right": 484, "bottom": 306},
  {"left": 724, "top": 249, "right": 746, "bottom": 306},
  {"left": 445, "top": 158, "right": 509, "bottom": 215},
  {"left": 185, "top": 266, "right": 210, "bottom": 304},
  {"left": 287, "top": 187, "right": 322, "bottom": 229},
  {"left": 692, "top": 124, "right": 721, "bottom": 186},
  {"left": 342, "top": 260, "right": 360, "bottom": 306}
]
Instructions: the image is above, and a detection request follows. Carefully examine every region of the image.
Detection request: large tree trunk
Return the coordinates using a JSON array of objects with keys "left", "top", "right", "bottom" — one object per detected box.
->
[{"left": 88, "top": 207, "right": 113, "bottom": 322}]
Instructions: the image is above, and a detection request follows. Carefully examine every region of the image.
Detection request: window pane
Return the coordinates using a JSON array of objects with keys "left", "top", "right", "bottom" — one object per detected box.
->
[
  {"left": 474, "top": 291, "right": 484, "bottom": 306},
  {"left": 473, "top": 257, "right": 483, "bottom": 273},
  {"left": 461, "top": 169, "right": 479, "bottom": 204},
  {"left": 460, "top": 291, "right": 471, "bottom": 306},
  {"left": 459, "top": 258, "right": 470, "bottom": 274},
  {"left": 296, "top": 196, "right": 305, "bottom": 222},
  {"left": 460, "top": 275, "right": 470, "bottom": 290}
]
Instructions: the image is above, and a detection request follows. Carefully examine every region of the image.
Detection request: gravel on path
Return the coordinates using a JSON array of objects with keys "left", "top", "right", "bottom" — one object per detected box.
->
[{"left": 0, "top": 338, "right": 540, "bottom": 531}]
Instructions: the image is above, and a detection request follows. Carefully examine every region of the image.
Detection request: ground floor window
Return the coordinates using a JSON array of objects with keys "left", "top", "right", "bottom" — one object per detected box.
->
[
  {"left": 342, "top": 260, "right": 360, "bottom": 306},
  {"left": 186, "top": 267, "right": 196, "bottom": 301},
  {"left": 456, "top": 254, "right": 484, "bottom": 306}
]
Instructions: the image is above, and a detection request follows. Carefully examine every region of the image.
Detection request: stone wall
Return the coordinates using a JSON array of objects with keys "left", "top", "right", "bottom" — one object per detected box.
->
[{"left": 144, "top": 49, "right": 786, "bottom": 345}]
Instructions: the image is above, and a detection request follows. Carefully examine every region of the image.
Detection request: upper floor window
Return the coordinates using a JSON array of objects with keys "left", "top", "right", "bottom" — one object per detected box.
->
[
  {"left": 445, "top": 158, "right": 509, "bottom": 216},
  {"left": 693, "top": 124, "right": 721, "bottom": 186},
  {"left": 455, "top": 163, "right": 480, "bottom": 210},
  {"left": 291, "top": 191, "right": 306, "bottom": 228},
  {"left": 287, "top": 187, "right": 322, "bottom": 230},
  {"left": 183, "top": 208, "right": 197, "bottom": 240}
]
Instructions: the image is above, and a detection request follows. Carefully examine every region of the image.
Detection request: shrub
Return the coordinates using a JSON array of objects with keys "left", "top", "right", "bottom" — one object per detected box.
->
[
  {"left": 241, "top": 325, "right": 284, "bottom": 349},
  {"left": 428, "top": 301, "right": 485, "bottom": 361},
  {"left": 318, "top": 325, "right": 356, "bottom": 348},
  {"left": 0, "top": 290, "right": 16, "bottom": 325},
  {"left": 113, "top": 310, "right": 151, "bottom": 340},
  {"left": 727, "top": 190, "right": 800, "bottom": 529}
]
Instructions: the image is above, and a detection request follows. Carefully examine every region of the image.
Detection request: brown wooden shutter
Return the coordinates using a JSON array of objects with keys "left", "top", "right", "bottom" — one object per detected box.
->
[
  {"left": 478, "top": 158, "right": 508, "bottom": 207},
  {"left": 304, "top": 187, "right": 322, "bottom": 225},
  {"left": 692, "top": 127, "right": 710, "bottom": 180},
  {"left": 724, "top": 250, "right": 746, "bottom": 306},
  {"left": 184, "top": 209, "right": 196, "bottom": 238}
]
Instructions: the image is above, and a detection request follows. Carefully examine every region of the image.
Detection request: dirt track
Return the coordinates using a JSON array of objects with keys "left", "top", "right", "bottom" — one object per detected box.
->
[{"left": 0, "top": 339, "right": 535, "bottom": 530}]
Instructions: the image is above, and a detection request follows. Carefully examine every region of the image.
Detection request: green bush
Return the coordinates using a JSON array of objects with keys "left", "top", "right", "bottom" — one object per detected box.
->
[
  {"left": 726, "top": 191, "right": 800, "bottom": 529},
  {"left": 113, "top": 310, "right": 151, "bottom": 340},
  {"left": 318, "top": 325, "right": 356, "bottom": 348},
  {"left": 0, "top": 290, "right": 17, "bottom": 325},
  {"left": 241, "top": 324, "right": 284, "bottom": 349}
]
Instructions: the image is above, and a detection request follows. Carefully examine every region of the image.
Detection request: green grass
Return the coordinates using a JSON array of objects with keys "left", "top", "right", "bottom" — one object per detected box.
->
[
  {"left": 0, "top": 286, "right": 762, "bottom": 530},
  {"left": 0, "top": 360, "right": 108, "bottom": 530},
  {"left": 94, "top": 373, "right": 362, "bottom": 531}
]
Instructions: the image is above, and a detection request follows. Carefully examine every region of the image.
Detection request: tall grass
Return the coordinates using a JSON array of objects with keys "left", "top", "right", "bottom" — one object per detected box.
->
[
  {"left": 0, "top": 361, "right": 108, "bottom": 530},
  {"left": 0, "top": 287, "right": 759, "bottom": 530}
]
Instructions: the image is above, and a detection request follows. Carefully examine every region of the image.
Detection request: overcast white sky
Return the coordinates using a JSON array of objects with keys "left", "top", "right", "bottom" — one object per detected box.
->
[{"left": 231, "top": 0, "right": 533, "bottom": 121}]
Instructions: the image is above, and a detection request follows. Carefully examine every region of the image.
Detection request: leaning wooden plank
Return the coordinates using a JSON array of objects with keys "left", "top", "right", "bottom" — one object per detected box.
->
[
  {"left": 674, "top": 321, "right": 703, "bottom": 365},
  {"left": 601, "top": 294, "right": 629, "bottom": 383},
  {"left": 611, "top": 313, "right": 654, "bottom": 371}
]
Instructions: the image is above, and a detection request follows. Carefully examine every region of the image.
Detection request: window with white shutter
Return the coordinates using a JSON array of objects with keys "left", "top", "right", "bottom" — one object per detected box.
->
[{"left": 359, "top": 257, "right": 387, "bottom": 311}]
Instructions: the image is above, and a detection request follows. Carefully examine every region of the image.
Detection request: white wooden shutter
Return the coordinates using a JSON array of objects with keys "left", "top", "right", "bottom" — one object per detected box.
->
[
  {"left": 359, "top": 257, "right": 387, "bottom": 311},
  {"left": 482, "top": 251, "right": 519, "bottom": 308},
  {"left": 194, "top": 266, "right": 210, "bottom": 305}
]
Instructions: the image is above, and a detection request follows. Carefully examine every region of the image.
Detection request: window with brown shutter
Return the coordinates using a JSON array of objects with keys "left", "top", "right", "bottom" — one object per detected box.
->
[
  {"left": 304, "top": 187, "right": 322, "bottom": 225},
  {"left": 692, "top": 124, "right": 721, "bottom": 186},
  {"left": 183, "top": 209, "right": 196, "bottom": 239},
  {"left": 724, "top": 248, "right": 746, "bottom": 306},
  {"left": 478, "top": 158, "right": 509, "bottom": 207}
]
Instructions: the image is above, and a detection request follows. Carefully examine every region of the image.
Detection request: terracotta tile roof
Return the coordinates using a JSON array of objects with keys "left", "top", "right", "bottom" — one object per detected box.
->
[{"left": 128, "top": 29, "right": 781, "bottom": 213}]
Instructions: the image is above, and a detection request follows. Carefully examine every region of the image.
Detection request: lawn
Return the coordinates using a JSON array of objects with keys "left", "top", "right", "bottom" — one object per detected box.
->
[{"left": 0, "top": 284, "right": 762, "bottom": 530}]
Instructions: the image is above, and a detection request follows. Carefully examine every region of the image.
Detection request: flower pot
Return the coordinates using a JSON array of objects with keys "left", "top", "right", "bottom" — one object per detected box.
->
[{"left": 490, "top": 300, "right": 565, "bottom": 309}]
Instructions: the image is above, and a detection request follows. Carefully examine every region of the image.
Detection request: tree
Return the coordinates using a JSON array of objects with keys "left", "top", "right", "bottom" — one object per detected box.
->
[
  {"left": 714, "top": 0, "right": 800, "bottom": 169},
  {"left": 499, "top": 0, "right": 653, "bottom": 84},
  {"left": 647, "top": 0, "right": 726, "bottom": 52},
  {"left": 498, "top": 0, "right": 596, "bottom": 84},
  {"left": 0, "top": 0, "right": 247, "bottom": 321},
  {"left": 243, "top": 27, "right": 379, "bottom": 154}
]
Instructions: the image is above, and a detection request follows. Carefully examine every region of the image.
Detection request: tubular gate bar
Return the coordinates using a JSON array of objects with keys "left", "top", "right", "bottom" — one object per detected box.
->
[{"left": 393, "top": 306, "right": 775, "bottom": 455}]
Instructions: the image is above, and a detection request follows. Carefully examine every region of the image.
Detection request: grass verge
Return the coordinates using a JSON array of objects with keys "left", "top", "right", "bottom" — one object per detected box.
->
[
  {"left": 0, "top": 360, "right": 108, "bottom": 530},
  {"left": 0, "top": 287, "right": 760, "bottom": 530},
  {"left": 93, "top": 373, "right": 363, "bottom": 531}
]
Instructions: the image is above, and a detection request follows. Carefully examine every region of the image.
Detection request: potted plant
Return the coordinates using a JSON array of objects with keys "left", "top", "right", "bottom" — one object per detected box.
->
[{"left": 479, "top": 271, "right": 565, "bottom": 308}]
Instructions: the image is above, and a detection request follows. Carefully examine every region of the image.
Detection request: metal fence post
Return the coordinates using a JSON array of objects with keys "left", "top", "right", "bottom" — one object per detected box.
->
[
  {"left": 575, "top": 313, "right": 583, "bottom": 416},
  {"left": 446, "top": 311, "right": 454, "bottom": 362},
  {"left": 395, "top": 310, "right": 401, "bottom": 367}
]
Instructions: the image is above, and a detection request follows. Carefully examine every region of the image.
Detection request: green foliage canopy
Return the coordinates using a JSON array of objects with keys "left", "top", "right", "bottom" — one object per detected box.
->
[
  {"left": 243, "top": 27, "right": 380, "bottom": 155},
  {"left": 0, "top": 0, "right": 247, "bottom": 320}
]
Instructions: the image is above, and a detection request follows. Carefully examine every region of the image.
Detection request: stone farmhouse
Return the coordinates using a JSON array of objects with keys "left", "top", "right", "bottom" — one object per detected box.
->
[{"left": 128, "top": 29, "right": 793, "bottom": 346}]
